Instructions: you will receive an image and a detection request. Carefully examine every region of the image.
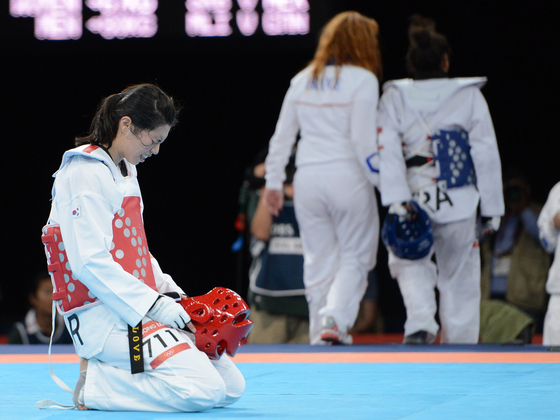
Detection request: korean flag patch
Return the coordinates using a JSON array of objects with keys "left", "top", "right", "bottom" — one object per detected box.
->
[{"left": 72, "top": 206, "right": 81, "bottom": 218}]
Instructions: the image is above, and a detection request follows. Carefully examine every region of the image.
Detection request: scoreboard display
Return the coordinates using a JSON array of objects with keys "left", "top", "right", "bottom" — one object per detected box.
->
[{"left": 9, "top": 0, "right": 311, "bottom": 40}]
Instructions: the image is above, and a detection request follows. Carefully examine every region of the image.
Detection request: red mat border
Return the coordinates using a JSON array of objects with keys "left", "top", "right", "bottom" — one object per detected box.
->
[{"left": 1, "top": 352, "right": 559, "bottom": 364}]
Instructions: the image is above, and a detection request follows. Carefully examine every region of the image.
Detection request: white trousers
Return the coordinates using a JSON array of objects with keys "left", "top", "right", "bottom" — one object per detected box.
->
[
  {"left": 293, "top": 161, "right": 379, "bottom": 344},
  {"left": 388, "top": 214, "right": 480, "bottom": 344},
  {"left": 543, "top": 295, "right": 560, "bottom": 345},
  {"left": 83, "top": 318, "right": 245, "bottom": 412}
]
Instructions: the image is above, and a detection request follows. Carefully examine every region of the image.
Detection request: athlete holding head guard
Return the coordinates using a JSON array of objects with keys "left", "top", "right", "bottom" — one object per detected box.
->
[
  {"left": 377, "top": 17, "right": 504, "bottom": 344},
  {"left": 42, "top": 84, "right": 247, "bottom": 412}
]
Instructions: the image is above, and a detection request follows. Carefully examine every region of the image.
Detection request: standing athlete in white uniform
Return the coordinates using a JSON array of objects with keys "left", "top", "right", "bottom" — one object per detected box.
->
[
  {"left": 377, "top": 26, "right": 504, "bottom": 344},
  {"left": 44, "top": 84, "right": 245, "bottom": 411},
  {"left": 264, "top": 12, "right": 382, "bottom": 345},
  {"left": 538, "top": 182, "right": 560, "bottom": 345}
]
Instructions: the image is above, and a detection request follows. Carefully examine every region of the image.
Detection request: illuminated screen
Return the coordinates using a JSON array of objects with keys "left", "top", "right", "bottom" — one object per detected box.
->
[{"left": 9, "top": 0, "right": 310, "bottom": 40}]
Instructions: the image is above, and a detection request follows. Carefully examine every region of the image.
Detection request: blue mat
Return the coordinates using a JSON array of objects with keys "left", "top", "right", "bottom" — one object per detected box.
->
[{"left": 1, "top": 362, "right": 558, "bottom": 419}]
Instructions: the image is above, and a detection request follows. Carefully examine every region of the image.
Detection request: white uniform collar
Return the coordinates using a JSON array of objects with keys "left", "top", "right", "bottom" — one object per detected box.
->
[
  {"left": 383, "top": 77, "right": 487, "bottom": 112},
  {"left": 53, "top": 144, "right": 136, "bottom": 181}
]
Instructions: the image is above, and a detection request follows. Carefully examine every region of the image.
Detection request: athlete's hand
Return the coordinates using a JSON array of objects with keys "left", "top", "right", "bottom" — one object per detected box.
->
[
  {"left": 264, "top": 188, "right": 284, "bottom": 217},
  {"left": 147, "top": 295, "right": 191, "bottom": 329},
  {"left": 481, "top": 216, "right": 501, "bottom": 237},
  {"left": 389, "top": 201, "right": 413, "bottom": 221}
]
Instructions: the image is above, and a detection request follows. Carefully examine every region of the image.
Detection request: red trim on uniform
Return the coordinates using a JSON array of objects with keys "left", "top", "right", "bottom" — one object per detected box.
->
[
  {"left": 83, "top": 145, "right": 99, "bottom": 154},
  {"left": 377, "top": 127, "right": 383, "bottom": 134},
  {"left": 378, "top": 145, "right": 384, "bottom": 150},
  {"left": 149, "top": 343, "right": 191, "bottom": 369},
  {"left": 52, "top": 291, "right": 65, "bottom": 300},
  {"left": 141, "top": 321, "right": 168, "bottom": 338}
]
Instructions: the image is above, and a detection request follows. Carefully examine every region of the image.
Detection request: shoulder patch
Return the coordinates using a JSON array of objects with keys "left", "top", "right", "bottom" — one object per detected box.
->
[{"left": 83, "top": 145, "right": 99, "bottom": 154}]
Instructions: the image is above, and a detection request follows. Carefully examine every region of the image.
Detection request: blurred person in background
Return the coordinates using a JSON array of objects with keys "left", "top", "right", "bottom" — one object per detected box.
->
[
  {"left": 263, "top": 11, "right": 382, "bottom": 345},
  {"left": 9, "top": 271, "right": 73, "bottom": 345},
  {"left": 377, "top": 16, "right": 503, "bottom": 344},
  {"left": 538, "top": 181, "right": 560, "bottom": 345},
  {"left": 248, "top": 151, "right": 309, "bottom": 343},
  {"left": 480, "top": 173, "right": 549, "bottom": 341}
]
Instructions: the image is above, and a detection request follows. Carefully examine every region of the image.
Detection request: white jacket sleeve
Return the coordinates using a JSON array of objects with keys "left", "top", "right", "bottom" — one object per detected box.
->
[
  {"left": 265, "top": 82, "right": 299, "bottom": 191},
  {"left": 467, "top": 89, "right": 504, "bottom": 217},
  {"left": 55, "top": 162, "right": 159, "bottom": 327},
  {"left": 538, "top": 182, "right": 560, "bottom": 253},
  {"left": 350, "top": 73, "right": 380, "bottom": 186},
  {"left": 377, "top": 88, "right": 413, "bottom": 206}
]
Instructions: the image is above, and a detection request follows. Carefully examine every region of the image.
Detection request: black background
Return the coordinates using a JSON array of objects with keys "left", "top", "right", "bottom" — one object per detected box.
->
[{"left": 1, "top": 0, "right": 558, "bottom": 333}]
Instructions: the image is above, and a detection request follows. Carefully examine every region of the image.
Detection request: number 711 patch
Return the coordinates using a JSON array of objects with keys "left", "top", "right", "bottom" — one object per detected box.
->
[{"left": 139, "top": 321, "right": 191, "bottom": 369}]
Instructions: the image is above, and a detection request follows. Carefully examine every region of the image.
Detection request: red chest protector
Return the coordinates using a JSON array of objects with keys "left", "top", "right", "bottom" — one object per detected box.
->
[{"left": 42, "top": 196, "right": 158, "bottom": 314}]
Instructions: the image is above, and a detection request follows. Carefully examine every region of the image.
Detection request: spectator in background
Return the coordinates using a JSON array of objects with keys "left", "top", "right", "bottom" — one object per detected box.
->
[
  {"left": 263, "top": 11, "right": 382, "bottom": 345},
  {"left": 538, "top": 181, "right": 560, "bottom": 345},
  {"left": 231, "top": 148, "right": 269, "bottom": 293},
  {"left": 480, "top": 173, "right": 550, "bottom": 333},
  {"left": 9, "top": 272, "right": 73, "bottom": 344},
  {"left": 248, "top": 153, "right": 310, "bottom": 343},
  {"left": 240, "top": 148, "right": 379, "bottom": 343}
]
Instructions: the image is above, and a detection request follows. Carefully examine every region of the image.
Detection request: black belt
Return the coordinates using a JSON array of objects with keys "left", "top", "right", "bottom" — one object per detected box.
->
[
  {"left": 128, "top": 322, "right": 144, "bottom": 374},
  {"left": 406, "top": 156, "right": 433, "bottom": 168}
]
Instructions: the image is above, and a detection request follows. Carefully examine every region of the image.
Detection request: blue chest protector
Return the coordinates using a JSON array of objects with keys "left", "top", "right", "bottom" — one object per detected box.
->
[{"left": 432, "top": 128, "right": 476, "bottom": 189}]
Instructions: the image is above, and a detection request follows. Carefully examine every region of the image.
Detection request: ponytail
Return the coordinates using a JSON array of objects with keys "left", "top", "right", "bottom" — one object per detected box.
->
[
  {"left": 75, "top": 94, "right": 122, "bottom": 147},
  {"left": 75, "top": 84, "right": 179, "bottom": 148}
]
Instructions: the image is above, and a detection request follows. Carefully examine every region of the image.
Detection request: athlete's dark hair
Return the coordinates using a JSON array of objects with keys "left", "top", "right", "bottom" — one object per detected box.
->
[
  {"left": 75, "top": 84, "right": 180, "bottom": 148},
  {"left": 406, "top": 17, "right": 451, "bottom": 75},
  {"left": 407, "top": 14, "right": 436, "bottom": 40}
]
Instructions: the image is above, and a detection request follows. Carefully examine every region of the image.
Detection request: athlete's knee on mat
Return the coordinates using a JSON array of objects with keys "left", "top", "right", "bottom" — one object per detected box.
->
[
  {"left": 177, "top": 380, "right": 227, "bottom": 411},
  {"left": 205, "top": 384, "right": 228, "bottom": 410},
  {"left": 215, "top": 378, "right": 245, "bottom": 407}
]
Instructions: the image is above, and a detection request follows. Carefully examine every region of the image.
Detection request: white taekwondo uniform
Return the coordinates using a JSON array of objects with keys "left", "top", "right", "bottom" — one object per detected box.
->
[
  {"left": 265, "top": 64, "right": 380, "bottom": 344},
  {"left": 45, "top": 145, "right": 244, "bottom": 411},
  {"left": 538, "top": 181, "right": 560, "bottom": 345},
  {"left": 378, "top": 76, "right": 504, "bottom": 343}
]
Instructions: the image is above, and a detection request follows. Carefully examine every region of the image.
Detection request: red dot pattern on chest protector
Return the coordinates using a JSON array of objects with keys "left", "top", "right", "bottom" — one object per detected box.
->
[
  {"left": 43, "top": 226, "right": 101, "bottom": 313},
  {"left": 43, "top": 195, "right": 158, "bottom": 314},
  {"left": 110, "top": 196, "right": 157, "bottom": 291}
]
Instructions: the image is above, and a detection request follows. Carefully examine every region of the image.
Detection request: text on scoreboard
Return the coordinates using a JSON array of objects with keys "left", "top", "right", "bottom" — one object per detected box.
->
[{"left": 9, "top": 0, "right": 310, "bottom": 40}]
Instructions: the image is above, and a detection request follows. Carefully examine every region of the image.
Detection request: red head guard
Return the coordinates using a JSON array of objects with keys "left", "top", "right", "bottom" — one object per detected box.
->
[{"left": 179, "top": 287, "right": 253, "bottom": 360}]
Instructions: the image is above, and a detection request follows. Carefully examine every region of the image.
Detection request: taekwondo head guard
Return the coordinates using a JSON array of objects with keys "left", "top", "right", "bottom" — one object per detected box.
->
[
  {"left": 180, "top": 287, "right": 253, "bottom": 360},
  {"left": 382, "top": 200, "right": 433, "bottom": 260}
]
